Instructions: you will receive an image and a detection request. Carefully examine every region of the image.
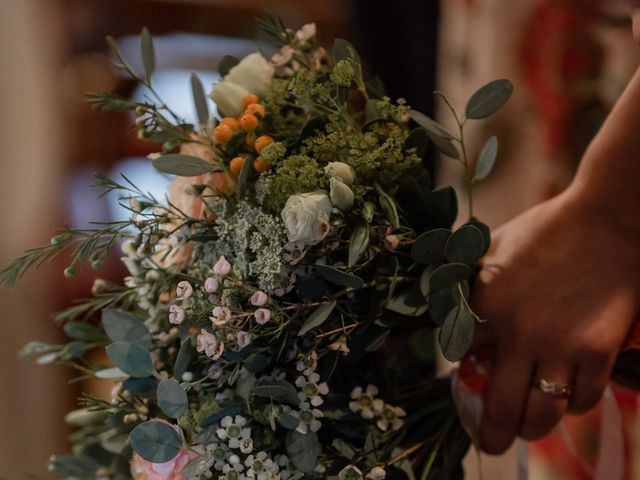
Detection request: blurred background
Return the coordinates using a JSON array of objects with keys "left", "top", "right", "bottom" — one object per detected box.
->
[{"left": 0, "top": 0, "right": 639, "bottom": 478}]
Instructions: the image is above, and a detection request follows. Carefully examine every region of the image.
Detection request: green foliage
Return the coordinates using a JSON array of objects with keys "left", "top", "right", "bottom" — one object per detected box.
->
[
  {"left": 266, "top": 155, "right": 325, "bottom": 211},
  {"left": 106, "top": 342, "right": 155, "bottom": 378},
  {"left": 130, "top": 421, "right": 183, "bottom": 463},
  {"left": 157, "top": 379, "right": 188, "bottom": 419}
]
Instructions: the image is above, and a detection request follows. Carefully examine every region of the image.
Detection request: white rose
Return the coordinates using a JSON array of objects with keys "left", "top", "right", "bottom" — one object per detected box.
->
[
  {"left": 281, "top": 191, "right": 333, "bottom": 245},
  {"left": 324, "top": 162, "right": 356, "bottom": 186},
  {"left": 210, "top": 80, "right": 250, "bottom": 117},
  {"left": 329, "top": 177, "right": 354, "bottom": 211},
  {"left": 210, "top": 53, "right": 274, "bottom": 116}
]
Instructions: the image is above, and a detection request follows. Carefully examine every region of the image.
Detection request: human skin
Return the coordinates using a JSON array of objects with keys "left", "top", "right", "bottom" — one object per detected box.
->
[{"left": 470, "top": 10, "right": 640, "bottom": 455}]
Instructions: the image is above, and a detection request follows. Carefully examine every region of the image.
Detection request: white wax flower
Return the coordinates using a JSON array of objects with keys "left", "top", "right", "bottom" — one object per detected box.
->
[
  {"left": 211, "top": 306, "right": 232, "bottom": 327},
  {"left": 366, "top": 467, "right": 387, "bottom": 480},
  {"left": 329, "top": 177, "right": 355, "bottom": 211},
  {"left": 237, "top": 331, "right": 251, "bottom": 349},
  {"left": 324, "top": 161, "right": 356, "bottom": 185},
  {"left": 250, "top": 290, "right": 268, "bottom": 307},
  {"left": 281, "top": 191, "right": 332, "bottom": 245}
]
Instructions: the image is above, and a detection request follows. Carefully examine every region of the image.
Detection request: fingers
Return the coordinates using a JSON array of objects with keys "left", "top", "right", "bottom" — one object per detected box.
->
[
  {"left": 519, "top": 363, "right": 572, "bottom": 440},
  {"left": 479, "top": 346, "right": 533, "bottom": 455},
  {"left": 568, "top": 354, "right": 614, "bottom": 414}
]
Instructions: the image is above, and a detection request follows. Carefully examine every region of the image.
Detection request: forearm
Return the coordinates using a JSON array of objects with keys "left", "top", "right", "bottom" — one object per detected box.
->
[{"left": 570, "top": 65, "right": 640, "bottom": 235}]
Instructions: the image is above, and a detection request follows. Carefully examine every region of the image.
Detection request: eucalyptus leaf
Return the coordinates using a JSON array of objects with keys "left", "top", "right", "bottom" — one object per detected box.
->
[
  {"left": 465, "top": 79, "right": 513, "bottom": 120},
  {"left": 218, "top": 55, "right": 239, "bottom": 77},
  {"left": 19, "top": 341, "right": 59, "bottom": 358},
  {"left": 106, "top": 342, "right": 155, "bottom": 378},
  {"left": 445, "top": 225, "right": 485, "bottom": 265},
  {"left": 428, "top": 285, "right": 466, "bottom": 326},
  {"left": 332, "top": 438, "right": 356, "bottom": 460},
  {"left": 298, "top": 300, "right": 337, "bottom": 336},
  {"left": 236, "top": 157, "right": 252, "bottom": 200},
  {"left": 95, "top": 367, "right": 128, "bottom": 379},
  {"left": 102, "top": 309, "right": 152, "bottom": 348},
  {"left": 386, "top": 291, "right": 428, "bottom": 317},
  {"left": 474, "top": 136, "right": 498, "bottom": 181},
  {"left": 411, "top": 228, "right": 451, "bottom": 265},
  {"left": 63, "top": 321, "right": 106, "bottom": 342},
  {"left": 467, "top": 218, "right": 491, "bottom": 256},
  {"left": 332, "top": 39, "right": 361, "bottom": 67},
  {"left": 429, "top": 263, "right": 472, "bottom": 293},
  {"left": 278, "top": 414, "right": 300, "bottom": 430},
  {"left": 140, "top": 28, "right": 155, "bottom": 83},
  {"left": 375, "top": 183, "right": 400, "bottom": 229},
  {"left": 181, "top": 452, "right": 215, "bottom": 478},
  {"left": 157, "top": 379, "right": 188, "bottom": 419},
  {"left": 173, "top": 337, "right": 194, "bottom": 380},
  {"left": 152, "top": 154, "right": 214, "bottom": 177},
  {"left": 403, "top": 128, "right": 429, "bottom": 157},
  {"left": 348, "top": 224, "right": 369, "bottom": 267},
  {"left": 254, "top": 379, "right": 299, "bottom": 405},
  {"left": 245, "top": 353, "right": 269, "bottom": 373},
  {"left": 190, "top": 73, "right": 209, "bottom": 126},
  {"left": 408, "top": 110, "right": 455, "bottom": 139},
  {"left": 286, "top": 431, "right": 321, "bottom": 473},
  {"left": 439, "top": 306, "right": 475, "bottom": 362},
  {"left": 129, "top": 421, "right": 183, "bottom": 463},
  {"left": 315, "top": 264, "right": 364, "bottom": 289}
]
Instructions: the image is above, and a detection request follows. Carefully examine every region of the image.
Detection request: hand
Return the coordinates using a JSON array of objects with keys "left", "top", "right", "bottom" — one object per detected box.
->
[{"left": 470, "top": 186, "right": 640, "bottom": 455}]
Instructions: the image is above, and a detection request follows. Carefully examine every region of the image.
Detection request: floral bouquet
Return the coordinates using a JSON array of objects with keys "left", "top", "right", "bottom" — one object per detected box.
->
[{"left": 7, "top": 16, "right": 640, "bottom": 480}]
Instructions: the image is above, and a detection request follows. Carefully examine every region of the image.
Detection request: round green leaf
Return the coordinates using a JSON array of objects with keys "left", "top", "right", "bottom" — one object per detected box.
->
[
  {"left": 465, "top": 79, "right": 513, "bottom": 120},
  {"left": 439, "top": 306, "right": 476, "bottom": 362},
  {"left": 286, "top": 431, "right": 321, "bottom": 473},
  {"left": 106, "top": 342, "right": 155, "bottom": 378},
  {"left": 467, "top": 218, "right": 491, "bottom": 256},
  {"left": 152, "top": 154, "right": 214, "bottom": 177},
  {"left": 411, "top": 228, "right": 451, "bottom": 265},
  {"left": 445, "top": 225, "right": 485, "bottom": 265},
  {"left": 102, "top": 309, "right": 152, "bottom": 348},
  {"left": 157, "top": 379, "right": 188, "bottom": 419},
  {"left": 475, "top": 136, "right": 498, "bottom": 181},
  {"left": 129, "top": 421, "right": 183, "bottom": 463},
  {"left": 429, "top": 263, "right": 472, "bottom": 293}
]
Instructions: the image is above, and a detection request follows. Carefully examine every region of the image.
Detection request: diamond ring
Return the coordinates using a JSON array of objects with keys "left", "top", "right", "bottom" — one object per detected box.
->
[{"left": 532, "top": 376, "right": 572, "bottom": 397}]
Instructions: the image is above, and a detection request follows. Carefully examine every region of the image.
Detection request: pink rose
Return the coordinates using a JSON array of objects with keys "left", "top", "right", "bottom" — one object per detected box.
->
[{"left": 131, "top": 450, "right": 196, "bottom": 480}]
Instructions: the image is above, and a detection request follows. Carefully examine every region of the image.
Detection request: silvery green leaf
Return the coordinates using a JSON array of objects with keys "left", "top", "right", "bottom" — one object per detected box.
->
[
  {"left": 106, "top": 342, "right": 155, "bottom": 378},
  {"left": 129, "top": 421, "right": 183, "bottom": 463},
  {"left": 200, "top": 404, "right": 246, "bottom": 429},
  {"left": 152, "top": 154, "right": 214, "bottom": 177},
  {"left": 102, "top": 309, "right": 152, "bottom": 348},
  {"left": 278, "top": 414, "right": 300, "bottom": 430},
  {"left": 429, "top": 263, "right": 472, "bottom": 293},
  {"left": 140, "top": 28, "right": 155, "bottom": 83},
  {"left": 95, "top": 367, "right": 129, "bottom": 379},
  {"left": 466, "top": 79, "right": 513, "bottom": 120},
  {"left": 157, "top": 379, "right": 188, "bottom": 419},
  {"left": 348, "top": 224, "right": 369, "bottom": 267},
  {"left": 445, "top": 224, "right": 485, "bottom": 265},
  {"left": 236, "top": 157, "right": 252, "bottom": 200},
  {"left": 439, "top": 305, "right": 475, "bottom": 362},
  {"left": 286, "top": 431, "right": 321, "bottom": 473},
  {"left": 411, "top": 228, "right": 451, "bottom": 265},
  {"left": 375, "top": 183, "right": 399, "bottom": 229},
  {"left": 474, "top": 136, "right": 498, "bottom": 181},
  {"left": 181, "top": 452, "right": 215, "bottom": 478},
  {"left": 190, "top": 73, "right": 209, "bottom": 126},
  {"left": 63, "top": 321, "right": 106, "bottom": 342},
  {"left": 332, "top": 439, "right": 356, "bottom": 460},
  {"left": 298, "top": 300, "right": 337, "bottom": 337},
  {"left": 173, "top": 337, "right": 194, "bottom": 380},
  {"left": 315, "top": 264, "right": 365, "bottom": 289},
  {"left": 408, "top": 110, "right": 455, "bottom": 139}
]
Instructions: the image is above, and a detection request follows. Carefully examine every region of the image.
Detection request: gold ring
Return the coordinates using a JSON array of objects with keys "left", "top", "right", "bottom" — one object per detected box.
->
[{"left": 532, "top": 377, "right": 572, "bottom": 397}]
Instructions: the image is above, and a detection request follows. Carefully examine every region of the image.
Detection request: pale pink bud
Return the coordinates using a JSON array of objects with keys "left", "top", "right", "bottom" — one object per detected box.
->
[
  {"left": 169, "top": 304, "right": 185, "bottom": 325},
  {"left": 213, "top": 256, "right": 231, "bottom": 276},
  {"left": 176, "top": 280, "right": 193, "bottom": 299},
  {"left": 204, "top": 277, "right": 219, "bottom": 293},
  {"left": 237, "top": 331, "right": 251, "bottom": 348},
  {"left": 254, "top": 308, "right": 271, "bottom": 325},
  {"left": 250, "top": 291, "right": 268, "bottom": 307}
]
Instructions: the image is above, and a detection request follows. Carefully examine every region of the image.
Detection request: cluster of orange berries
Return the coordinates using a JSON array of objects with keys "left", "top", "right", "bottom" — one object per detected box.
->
[{"left": 212, "top": 94, "right": 274, "bottom": 178}]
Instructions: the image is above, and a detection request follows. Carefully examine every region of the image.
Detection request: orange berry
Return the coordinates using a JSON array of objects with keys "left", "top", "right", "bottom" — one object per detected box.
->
[
  {"left": 254, "top": 135, "right": 274, "bottom": 153},
  {"left": 253, "top": 156, "right": 268, "bottom": 173},
  {"left": 214, "top": 124, "right": 233, "bottom": 143},
  {"left": 245, "top": 103, "right": 266, "bottom": 117},
  {"left": 240, "top": 114, "right": 259, "bottom": 131},
  {"left": 221, "top": 117, "right": 240, "bottom": 130},
  {"left": 242, "top": 94, "right": 259, "bottom": 108},
  {"left": 230, "top": 156, "right": 245, "bottom": 177}
]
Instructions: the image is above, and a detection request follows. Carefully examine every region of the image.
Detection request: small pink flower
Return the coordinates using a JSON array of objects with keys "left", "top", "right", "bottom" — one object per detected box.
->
[
  {"left": 211, "top": 306, "right": 232, "bottom": 327},
  {"left": 196, "top": 329, "right": 224, "bottom": 359},
  {"left": 237, "top": 331, "right": 251, "bottom": 349},
  {"left": 385, "top": 234, "right": 400, "bottom": 251},
  {"left": 213, "top": 256, "right": 231, "bottom": 276},
  {"left": 168, "top": 305, "right": 185, "bottom": 325},
  {"left": 131, "top": 450, "right": 195, "bottom": 480},
  {"left": 254, "top": 308, "right": 271, "bottom": 325},
  {"left": 175, "top": 281, "right": 193, "bottom": 299},
  {"left": 204, "top": 277, "right": 219, "bottom": 293},
  {"left": 250, "top": 291, "right": 268, "bottom": 307}
]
